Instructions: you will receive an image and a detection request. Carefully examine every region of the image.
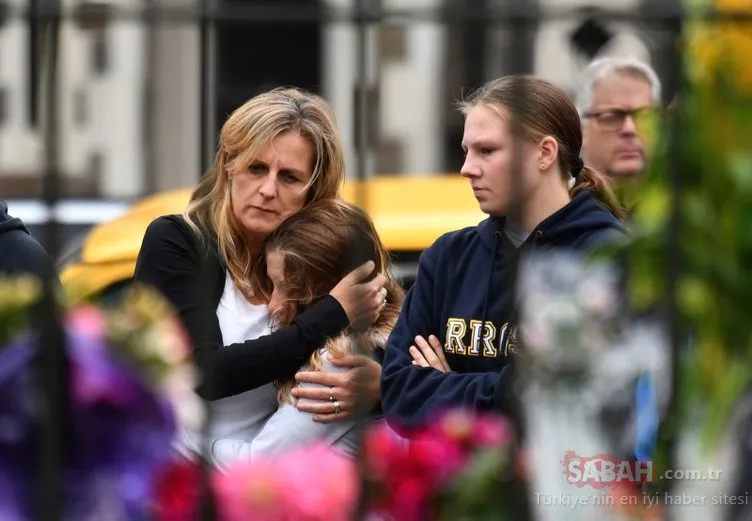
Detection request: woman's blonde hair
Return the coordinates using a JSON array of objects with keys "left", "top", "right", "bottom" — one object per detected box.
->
[
  {"left": 252, "top": 198, "right": 404, "bottom": 404},
  {"left": 183, "top": 87, "right": 346, "bottom": 298}
]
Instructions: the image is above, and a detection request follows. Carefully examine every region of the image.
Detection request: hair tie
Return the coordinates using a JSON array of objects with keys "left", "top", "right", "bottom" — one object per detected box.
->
[{"left": 571, "top": 157, "right": 585, "bottom": 178}]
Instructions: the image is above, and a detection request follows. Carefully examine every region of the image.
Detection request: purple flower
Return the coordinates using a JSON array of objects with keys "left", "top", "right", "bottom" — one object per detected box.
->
[
  {"left": 0, "top": 336, "right": 38, "bottom": 521},
  {"left": 0, "top": 322, "right": 177, "bottom": 520},
  {"left": 66, "top": 328, "right": 176, "bottom": 520}
]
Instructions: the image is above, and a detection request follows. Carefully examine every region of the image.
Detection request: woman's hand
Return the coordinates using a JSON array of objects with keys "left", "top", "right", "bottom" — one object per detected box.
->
[
  {"left": 410, "top": 335, "right": 452, "bottom": 373},
  {"left": 329, "top": 261, "right": 388, "bottom": 332},
  {"left": 292, "top": 355, "right": 382, "bottom": 423}
]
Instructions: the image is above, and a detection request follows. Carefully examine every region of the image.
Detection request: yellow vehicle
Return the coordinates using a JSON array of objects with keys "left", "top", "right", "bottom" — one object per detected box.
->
[{"left": 60, "top": 175, "right": 486, "bottom": 301}]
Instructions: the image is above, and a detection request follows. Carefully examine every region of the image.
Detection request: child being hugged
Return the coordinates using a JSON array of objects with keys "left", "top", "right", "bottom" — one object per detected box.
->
[{"left": 213, "top": 198, "right": 404, "bottom": 466}]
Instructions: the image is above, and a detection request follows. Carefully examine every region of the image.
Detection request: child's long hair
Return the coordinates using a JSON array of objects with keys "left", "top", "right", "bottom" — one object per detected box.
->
[{"left": 252, "top": 198, "right": 405, "bottom": 404}]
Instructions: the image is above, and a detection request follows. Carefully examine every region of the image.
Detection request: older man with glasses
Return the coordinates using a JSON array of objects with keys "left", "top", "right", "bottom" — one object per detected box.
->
[
  {"left": 574, "top": 57, "right": 664, "bottom": 468},
  {"left": 576, "top": 57, "right": 662, "bottom": 189}
]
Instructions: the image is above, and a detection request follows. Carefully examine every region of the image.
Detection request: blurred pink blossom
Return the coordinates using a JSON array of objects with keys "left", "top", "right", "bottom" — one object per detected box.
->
[
  {"left": 66, "top": 305, "right": 107, "bottom": 339},
  {"left": 214, "top": 443, "right": 357, "bottom": 521}
]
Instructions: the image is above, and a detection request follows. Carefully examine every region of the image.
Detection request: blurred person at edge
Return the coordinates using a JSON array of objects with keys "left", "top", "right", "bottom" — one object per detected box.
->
[
  {"left": 134, "top": 87, "right": 387, "bottom": 466},
  {"left": 576, "top": 57, "right": 662, "bottom": 209},
  {"left": 577, "top": 57, "right": 665, "bottom": 465},
  {"left": 0, "top": 201, "right": 58, "bottom": 281},
  {"left": 380, "top": 75, "right": 628, "bottom": 433},
  {"left": 0, "top": 202, "right": 61, "bottom": 338},
  {"left": 579, "top": 59, "right": 752, "bottom": 518}
]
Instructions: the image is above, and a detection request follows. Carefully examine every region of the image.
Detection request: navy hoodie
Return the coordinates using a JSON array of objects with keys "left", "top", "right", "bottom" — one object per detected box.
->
[
  {"left": 0, "top": 201, "right": 57, "bottom": 280},
  {"left": 380, "top": 190, "right": 627, "bottom": 430}
]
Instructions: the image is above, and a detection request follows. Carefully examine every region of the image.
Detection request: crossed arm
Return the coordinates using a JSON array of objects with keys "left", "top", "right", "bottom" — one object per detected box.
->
[
  {"left": 380, "top": 245, "right": 502, "bottom": 430},
  {"left": 293, "top": 334, "right": 449, "bottom": 423}
]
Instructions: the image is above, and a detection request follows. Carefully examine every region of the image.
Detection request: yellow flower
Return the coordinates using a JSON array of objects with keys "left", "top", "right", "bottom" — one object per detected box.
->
[
  {"left": 678, "top": 276, "right": 712, "bottom": 318},
  {"left": 633, "top": 185, "right": 671, "bottom": 233},
  {"left": 686, "top": 0, "right": 752, "bottom": 95},
  {"left": 0, "top": 275, "right": 42, "bottom": 310},
  {"left": 123, "top": 285, "right": 174, "bottom": 324},
  {"left": 715, "top": 0, "right": 752, "bottom": 9},
  {"left": 698, "top": 332, "right": 727, "bottom": 391}
]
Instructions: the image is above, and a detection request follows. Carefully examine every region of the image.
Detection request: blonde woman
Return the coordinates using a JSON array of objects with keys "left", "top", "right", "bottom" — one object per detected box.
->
[{"left": 134, "top": 88, "right": 387, "bottom": 463}]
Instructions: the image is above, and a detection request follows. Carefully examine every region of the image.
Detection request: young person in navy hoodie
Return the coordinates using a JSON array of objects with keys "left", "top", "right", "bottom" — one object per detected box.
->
[{"left": 380, "top": 75, "right": 628, "bottom": 431}]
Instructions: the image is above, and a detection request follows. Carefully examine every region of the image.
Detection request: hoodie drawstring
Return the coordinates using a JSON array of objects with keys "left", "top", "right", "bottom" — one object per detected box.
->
[
  {"left": 530, "top": 230, "right": 543, "bottom": 250},
  {"left": 480, "top": 228, "right": 543, "bottom": 349},
  {"left": 480, "top": 231, "right": 502, "bottom": 331}
]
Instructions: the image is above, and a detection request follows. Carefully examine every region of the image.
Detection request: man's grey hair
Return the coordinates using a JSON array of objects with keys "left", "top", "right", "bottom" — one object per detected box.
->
[{"left": 574, "top": 57, "right": 662, "bottom": 118}]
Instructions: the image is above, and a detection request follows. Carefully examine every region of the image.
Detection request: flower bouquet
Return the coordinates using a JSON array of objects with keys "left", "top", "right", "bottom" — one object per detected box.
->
[
  {"left": 362, "top": 409, "right": 523, "bottom": 521},
  {"left": 151, "top": 441, "right": 359, "bottom": 521},
  {"left": 0, "top": 276, "right": 200, "bottom": 521},
  {"left": 151, "top": 409, "right": 521, "bottom": 521}
]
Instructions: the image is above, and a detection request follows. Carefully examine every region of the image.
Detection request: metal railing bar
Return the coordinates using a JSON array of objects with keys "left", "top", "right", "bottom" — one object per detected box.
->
[
  {"left": 199, "top": 0, "right": 216, "bottom": 175},
  {"left": 657, "top": 12, "right": 685, "bottom": 521},
  {"left": 4, "top": 4, "right": 752, "bottom": 24},
  {"left": 351, "top": 1, "right": 376, "bottom": 519},
  {"left": 501, "top": 5, "right": 537, "bottom": 518},
  {"left": 36, "top": 0, "right": 66, "bottom": 519}
]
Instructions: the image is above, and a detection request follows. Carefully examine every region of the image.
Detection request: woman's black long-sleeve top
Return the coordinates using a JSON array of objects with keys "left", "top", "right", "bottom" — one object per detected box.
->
[{"left": 134, "top": 215, "right": 351, "bottom": 401}]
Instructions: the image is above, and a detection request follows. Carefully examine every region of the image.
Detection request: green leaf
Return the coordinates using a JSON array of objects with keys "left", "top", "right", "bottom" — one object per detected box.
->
[
  {"left": 726, "top": 153, "right": 752, "bottom": 194},
  {"left": 632, "top": 185, "right": 671, "bottom": 234},
  {"left": 701, "top": 358, "right": 752, "bottom": 453},
  {"left": 435, "top": 449, "right": 521, "bottom": 521},
  {"left": 677, "top": 276, "right": 712, "bottom": 318}
]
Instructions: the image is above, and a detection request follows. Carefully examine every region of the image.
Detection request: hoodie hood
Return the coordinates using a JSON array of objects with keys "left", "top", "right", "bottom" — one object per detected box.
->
[
  {"left": 0, "top": 201, "right": 30, "bottom": 236},
  {"left": 0, "top": 201, "right": 58, "bottom": 281},
  {"left": 477, "top": 190, "right": 625, "bottom": 253}
]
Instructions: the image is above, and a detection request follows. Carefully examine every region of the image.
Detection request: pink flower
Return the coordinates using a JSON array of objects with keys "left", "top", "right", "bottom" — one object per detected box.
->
[
  {"left": 436, "top": 408, "right": 474, "bottom": 442},
  {"left": 408, "top": 432, "right": 467, "bottom": 485},
  {"left": 436, "top": 409, "right": 512, "bottom": 449},
  {"left": 430, "top": 409, "right": 513, "bottom": 451},
  {"left": 362, "top": 423, "right": 467, "bottom": 520},
  {"left": 214, "top": 443, "right": 358, "bottom": 521},
  {"left": 471, "top": 414, "right": 513, "bottom": 448},
  {"left": 276, "top": 445, "right": 358, "bottom": 521},
  {"left": 363, "top": 424, "right": 405, "bottom": 481},
  {"left": 67, "top": 305, "right": 107, "bottom": 339},
  {"left": 391, "top": 475, "right": 431, "bottom": 521},
  {"left": 214, "top": 458, "right": 286, "bottom": 521}
]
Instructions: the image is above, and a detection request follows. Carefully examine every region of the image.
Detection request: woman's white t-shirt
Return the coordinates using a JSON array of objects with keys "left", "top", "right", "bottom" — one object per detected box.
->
[{"left": 176, "top": 273, "right": 278, "bottom": 468}]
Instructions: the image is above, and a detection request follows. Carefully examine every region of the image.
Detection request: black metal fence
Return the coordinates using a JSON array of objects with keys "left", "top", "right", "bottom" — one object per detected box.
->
[
  {"left": 2, "top": 0, "right": 729, "bottom": 519},
  {"left": 3, "top": 1, "right": 689, "bottom": 201}
]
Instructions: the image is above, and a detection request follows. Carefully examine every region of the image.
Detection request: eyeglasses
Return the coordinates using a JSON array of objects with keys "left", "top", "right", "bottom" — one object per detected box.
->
[{"left": 583, "top": 106, "right": 661, "bottom": 133}]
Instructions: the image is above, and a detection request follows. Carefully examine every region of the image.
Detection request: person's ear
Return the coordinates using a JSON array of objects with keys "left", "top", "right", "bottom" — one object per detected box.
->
[{"left": 538, "top": 136, "right": 559, "bottom": 171}]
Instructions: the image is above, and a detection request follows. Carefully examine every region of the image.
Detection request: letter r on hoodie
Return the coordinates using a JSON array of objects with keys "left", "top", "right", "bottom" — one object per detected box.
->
[
  {"left": 444, "top": 318, "right": 467, "bottom": 354},
  {"left": 469, "top": 320, "right": 497, "bottom": 356}
]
